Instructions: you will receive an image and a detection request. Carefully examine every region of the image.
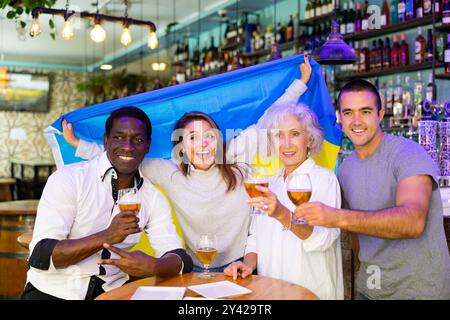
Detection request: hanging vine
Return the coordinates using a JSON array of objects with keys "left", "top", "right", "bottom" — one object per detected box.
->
[{"left": 1, "top": 0, "right": 58, "bottom": 39}]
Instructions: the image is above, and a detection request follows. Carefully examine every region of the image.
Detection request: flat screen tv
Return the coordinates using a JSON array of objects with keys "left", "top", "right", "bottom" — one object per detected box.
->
[{"left": 0, "top": 72, "right": 51, "bottom": 112}]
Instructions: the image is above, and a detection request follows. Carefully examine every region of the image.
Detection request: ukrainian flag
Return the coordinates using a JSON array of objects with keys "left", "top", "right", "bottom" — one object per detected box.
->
[{"left": 45, "top": 53, "right": 342, "bottom": 172}]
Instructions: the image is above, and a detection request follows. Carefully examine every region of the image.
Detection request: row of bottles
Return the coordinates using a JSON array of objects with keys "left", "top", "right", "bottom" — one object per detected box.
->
[
  {"left": 340, "top": 29, "right": 450, "bottom": 73},
  {"left": 305, "top": 0, "right": 337, "bottom": 18},
  {"left": 378, "top": 72, "right": 436, "bottom": 121}
]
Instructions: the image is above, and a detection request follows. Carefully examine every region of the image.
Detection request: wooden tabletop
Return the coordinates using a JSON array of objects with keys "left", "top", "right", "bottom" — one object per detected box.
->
[
  {"left": 17, "top": 230, "right": 33, "bottom": 249},
  {"left": 0, "top": 200, "right": 39, "bottom": 216},
  {"left": 96, "top": 272, "right": 319, "bottom": 300}
]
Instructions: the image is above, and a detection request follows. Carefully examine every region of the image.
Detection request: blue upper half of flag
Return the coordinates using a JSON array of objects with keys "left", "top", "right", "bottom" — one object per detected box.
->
[{"left": 45, "top": 54, "right": 342, "bottom": 166}]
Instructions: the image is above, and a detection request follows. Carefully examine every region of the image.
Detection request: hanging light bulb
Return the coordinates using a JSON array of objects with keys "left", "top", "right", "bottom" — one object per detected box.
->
[
  {"left": 62, "top": 19, "right": 74, "bottom": 40},
  {"left": 152, "top": 62, "right": 160, "bottom": 71},
  {"left": 158, "top": 62, "right": 167, "bottom": 71},
  {"left": 120, "top": 25, "right": 132, "bottom": 46},
  {"left": 148, "top": 30, "right": 158, "bottom": 49},
  {"left": 29, "top": 16, "right": 42, "bottom": 37},
  {"left": 90, "top": 22, "right": 106, "bottom": 43}
]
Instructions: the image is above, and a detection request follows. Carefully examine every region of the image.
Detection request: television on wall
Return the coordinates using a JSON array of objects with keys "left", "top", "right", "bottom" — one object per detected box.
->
[{"left": 0, "top": 72, "right": 51, "bottom": 112}]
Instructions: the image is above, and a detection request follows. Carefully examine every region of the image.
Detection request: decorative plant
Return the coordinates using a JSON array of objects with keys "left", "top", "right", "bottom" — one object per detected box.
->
[{"left": 1, "top": 0, "right": 58, "bottom": 39}]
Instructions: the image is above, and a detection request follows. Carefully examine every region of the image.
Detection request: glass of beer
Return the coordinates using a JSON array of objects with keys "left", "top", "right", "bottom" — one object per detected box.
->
[
  {"left": 286, "top": 173, "right": 312, "bottom": 224},
  {"left": 117, "top": 187, "right": 141, "bottom": 214},
  {"left": 195, "top": 234, "right": 218, "bottom": 279},
  {"left": 244, "top": 167, "right": 269, "bottom": 215}
]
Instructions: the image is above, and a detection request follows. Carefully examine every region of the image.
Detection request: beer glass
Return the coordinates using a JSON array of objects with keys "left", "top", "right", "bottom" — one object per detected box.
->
[
  {"left": 195, "top": 234, "right": 218, "bottom": 279},
  {"left": 244, "top": 167, "right": 269, "bottom": 215},
  {"left": 117, "top": 187, "right": 141, "bottom": 213},
  {"left": 286, "top": 173, "right": 312, "bottom": 224}
]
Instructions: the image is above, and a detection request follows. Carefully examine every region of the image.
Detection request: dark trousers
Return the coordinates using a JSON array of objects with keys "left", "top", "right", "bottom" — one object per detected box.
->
[{"left": 21, "top": 276, "right": 105, "bottom": 300}]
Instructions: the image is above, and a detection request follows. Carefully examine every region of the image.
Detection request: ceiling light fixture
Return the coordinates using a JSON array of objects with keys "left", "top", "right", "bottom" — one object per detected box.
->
[
  {"left": 30, "top": 0, "right": 156, "bottom": 47},
  {"left": 120, "top": 0, "right": 132, "bottom": 46},
  {"left": 61, "top": 0, "right": 74, "bottom": 40}
]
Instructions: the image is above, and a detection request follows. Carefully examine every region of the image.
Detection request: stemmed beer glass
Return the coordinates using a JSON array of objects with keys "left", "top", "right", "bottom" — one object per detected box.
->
[
  {"left": 286, "top": 173, "right": 312, "bottom": 224},
  {"left": 195, "top": 234, "right": 218, "bottom": 279},
  {"left": 244, "top": 167, "right": 269, "bottom": 215}
]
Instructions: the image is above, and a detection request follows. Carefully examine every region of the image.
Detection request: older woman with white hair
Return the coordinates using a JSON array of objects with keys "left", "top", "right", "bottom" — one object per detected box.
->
[{"left": 224, "top": 102, "right": 344, "bottom": 300}]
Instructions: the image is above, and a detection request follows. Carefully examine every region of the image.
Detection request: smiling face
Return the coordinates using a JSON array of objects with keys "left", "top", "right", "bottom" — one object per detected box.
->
[
  {"left": 271, "top": 114, "right": 310, "bottom": 175},
  {"left": 104, "top": 116, "right": 150, "bottom": 177},
  {"left": 182, "top": 119, "right": 218, "bottom": 171},
  {"left": 339, "top": 90, "right": 385, "bottom": 159}
]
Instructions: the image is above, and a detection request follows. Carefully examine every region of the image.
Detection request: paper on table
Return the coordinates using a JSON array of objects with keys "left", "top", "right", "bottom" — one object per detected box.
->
[
  {"left": 187, "top": 281, "right": 252, "bottom": 299},
  {"left": 131, "top": 286, "right": 186, "bottom": 300}
]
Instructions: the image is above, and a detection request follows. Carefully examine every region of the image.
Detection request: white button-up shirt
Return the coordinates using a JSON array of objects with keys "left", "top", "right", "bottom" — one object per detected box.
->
[
  {"left": 245, "top": 158, "right": 344, "bottom": 300},
  {"left": 27, "top": 152, "right": 184, "bottom": 300}
]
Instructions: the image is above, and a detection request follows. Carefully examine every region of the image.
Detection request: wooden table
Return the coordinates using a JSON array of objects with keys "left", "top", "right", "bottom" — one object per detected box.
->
[
  {"left": 96, "top": 273, "right": 319, "bottom": 300},
  {"left": 0, "top": 178, "right": 16, "bottom": 201},
  {"left": 0, "top": 199, "right": 39, "bottom": 299},
  {"left": 17, "top": 230, "right": 33, "bottom": 250}
]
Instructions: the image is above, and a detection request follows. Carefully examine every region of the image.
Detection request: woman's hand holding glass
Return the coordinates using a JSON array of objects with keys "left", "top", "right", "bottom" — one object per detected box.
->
[
  {"left": 244, "top": 167, "right": 269, "bottom": 215},
  {"left": 246, "top": 184, "right": 282, "bottom": 218}
]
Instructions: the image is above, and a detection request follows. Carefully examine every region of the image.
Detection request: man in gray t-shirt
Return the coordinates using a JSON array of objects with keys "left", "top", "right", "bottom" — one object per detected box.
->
[{"left": 295, "top": 79, "right": 450, "bottom": 299}]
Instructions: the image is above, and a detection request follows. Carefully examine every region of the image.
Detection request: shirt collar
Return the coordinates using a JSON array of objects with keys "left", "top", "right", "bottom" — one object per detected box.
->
[
  {"left": 275, "top": 157, "right": 316, "bottom": 181},
  {"left": 98, "top": 152, "right": 144, "bottom": 189}
]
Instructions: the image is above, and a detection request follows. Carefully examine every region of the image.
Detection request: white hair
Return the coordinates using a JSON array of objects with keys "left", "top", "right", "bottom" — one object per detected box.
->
[{"left": 258, "top": 102, "right": 324, "bottom": 156}]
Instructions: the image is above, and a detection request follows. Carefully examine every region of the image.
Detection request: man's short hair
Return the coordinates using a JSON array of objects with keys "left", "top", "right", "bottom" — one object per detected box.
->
[
  {"left": 105, "top": 106, "right": 152, "bottom": 141},
  {"left": 337, "top": 79, "right": 382, "bottom": 112}
]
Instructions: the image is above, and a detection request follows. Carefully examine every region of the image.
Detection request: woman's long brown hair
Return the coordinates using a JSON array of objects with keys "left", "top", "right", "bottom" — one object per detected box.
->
[{"left": 172, "top": 111, "right": 244, "bottom": 192}]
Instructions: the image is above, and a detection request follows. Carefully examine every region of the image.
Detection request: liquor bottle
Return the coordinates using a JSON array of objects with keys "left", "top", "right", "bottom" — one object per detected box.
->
[
  {"left": 200, "top": 42, "right": 208, "bottom": 71},
  {"left": 443, "top": 0, "right": 450, "bottom": 24},
  {"left": 276, "top": 22, "right": 287, "bottom": 44},
  {"left": 305, "top": 0, "right": 313, "bottom": 20},
  {"left": 384, "top": 37, "right": 392, "bottom": 69},
  {"left": 426, "top": 29, "right": 433, "bottom": 62},
  {"left": 386, "top": 77, "right": 395, "bottom": 114},
  {"left": 347, "top": 1, "right": 356, "bottom": 34},
  {"left": 381, "top": 0, "right": 390, "bottom": 27},
  {"left": 423, "top": 0, "right": 431, "bottom": 15},
  {"left": 378, "top": 39, "right": 384, "bottom": 70},
  {"left": 184, "top": 41, "right": 190, "bottom": 62},
  {"left": 434, "top": 0, "right": 441, "bottom": 14},
  {"left": 414, "top": 71, "right": 424, "bottom": 111},
  {"left": 361, "top": 39, "right": 370, "bottom": 71},
  {"left": 264, "top": 25, "right": 275, "bottom": 50},
  {"left": 398, "top": 0, "right": 407, "bottom": 22},
  {"left": 305, "top": 27, "right": 313, "bottom": 52},
  {"left": 371, "top": 40, "right": 378, "bottom": 71},
  {"left": 392, "top": 34, "right": 400, "bottom": 68},
  {"left": 400, "top": 31, "right": 409, "bottom": 66},
  {"left": 425, "top": 73, "right": 436, "bottom": 102},
  {"left": 416, "top": 0, "right": 424, "bottom": 18},
  {"left": 445, "top": 34, "right": 450, "bottom": 73},
  {"left": 297, "top": 24, "right": 306, "bottom": 53},
  {"left": 415, "top": 27, "right": 426, "bottom": 64},
  {"left": 393, "top": 75, "right": 404, "bottom": 119},
  {"left": 391, "top": 0, "right": 399, "bottom": 24},
  {"left": 403, "top": 76, "right": 414, "bottom": 117},
  {"left": 251, "top": 31, "right": 257, "bottom": 52},
  {"left": 237, "top": 19, "right": 245, "bottom": 44},
  {"left": 406, "top": 0, "right": 415, "bottom": 20},
  {"left": 362, "top": 0, "right": 369, "bottom": 31},
  {"left": 317, "top": 0, "right": 323, "bottom": 16},
  {"left": 287, "top": 15, "right": 295, "bottom": 42},
  {"left": 356, "top": 1, "right": 362, "bottom": 33},
  {"left": 379, "top": 81, "right": 387, "bottom": 111},
  {"left": 340, "top": 2, "right": 348, "bottom": 35},
  {"left": 354, "top": 41, "right": 360, "bottom": 72}
]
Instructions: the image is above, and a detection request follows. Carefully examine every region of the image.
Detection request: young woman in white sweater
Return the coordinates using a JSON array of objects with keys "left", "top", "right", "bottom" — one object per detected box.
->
[{"left": 62, "top": 56, "right": 312, "bottom": 272}]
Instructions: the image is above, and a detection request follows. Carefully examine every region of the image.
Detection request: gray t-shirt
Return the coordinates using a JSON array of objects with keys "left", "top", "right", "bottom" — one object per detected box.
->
[{"left": 338, "top": 133, "right": 450, "bottom": 299}]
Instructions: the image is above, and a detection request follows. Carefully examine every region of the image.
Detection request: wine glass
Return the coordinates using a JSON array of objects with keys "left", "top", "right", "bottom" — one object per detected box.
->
[
  {"left": 286, "top": 173, "right": 312, "bottom": 224},
  {"left": 117, "top": 187, "right": 141, "bottom": 214},
  {"left": 244, "top": 166, "right": 269, "bottom": 215},
  {"left": 195, "top": 234, "right": 218, "bottom": 279}
]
